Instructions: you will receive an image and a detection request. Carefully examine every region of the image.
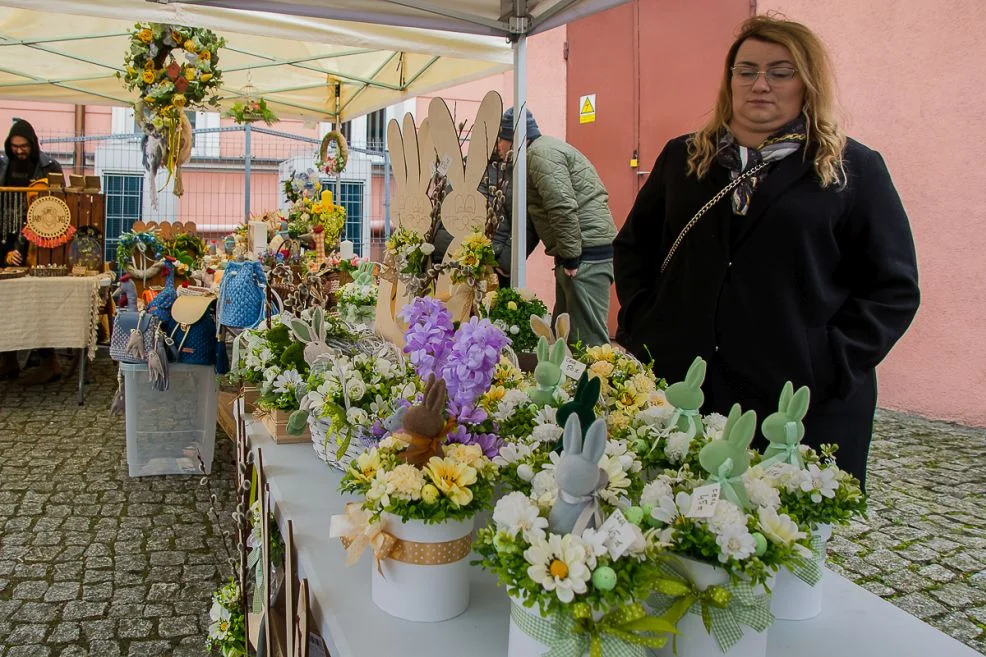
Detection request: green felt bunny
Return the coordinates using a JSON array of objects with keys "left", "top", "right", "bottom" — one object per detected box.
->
[
  {"left": 529, "top": 336, "right": 566, "bottom": 406},
  {"left": 553, "top": 371, "right": 601, "bottom": 452},
  {"left": 664, "top": 356, "right": 707, "bottom": 440},
  {"left": 352, "top": 262, "right": 375, "bottom": 287},
  {"left": 698, "top": 403, "right": 758, "bottom": 510},
  {"left": 760, "top": 381, "right": 810, "bottom": 469}
]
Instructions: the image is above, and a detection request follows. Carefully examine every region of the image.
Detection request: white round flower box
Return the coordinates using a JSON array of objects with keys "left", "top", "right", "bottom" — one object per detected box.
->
[
  {"left": 507, "top": 593, "right": 603, "bottom": 657},
  {"left": 654, "top": 556, "right": 769, "bottom": 657},
  {"left": 371, "top": 512, "right": 474, "bottom": 622},
  {"left": 770, "top": 523, "right": 833, "bottom": 620}
]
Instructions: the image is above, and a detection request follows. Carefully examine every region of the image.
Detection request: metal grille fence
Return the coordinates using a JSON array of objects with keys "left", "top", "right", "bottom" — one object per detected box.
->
[{"left": 37, "top": 125, "right": 393, "bottom": 265}]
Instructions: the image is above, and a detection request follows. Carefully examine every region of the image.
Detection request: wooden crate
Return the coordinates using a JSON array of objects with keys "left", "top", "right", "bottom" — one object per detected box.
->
[
  {"left": 31, "top": 190, "right": 106, "bottom": 267},
  {"left": 258, "top": 409, "right": 311, "bottom": 444}
]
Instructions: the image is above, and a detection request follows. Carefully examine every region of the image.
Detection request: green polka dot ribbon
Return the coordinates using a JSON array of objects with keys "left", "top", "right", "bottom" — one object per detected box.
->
[
  {"left": 510, "top": 599, "right": 674, "bottom": 657},
  {"left": 649, "top": 560, "right": 774, "bottom": 653}
]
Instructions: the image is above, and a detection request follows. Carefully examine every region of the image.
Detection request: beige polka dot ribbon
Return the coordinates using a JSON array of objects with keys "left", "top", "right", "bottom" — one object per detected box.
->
[{"left": 330, "top": 503, "right": 472, "bottom": 572}]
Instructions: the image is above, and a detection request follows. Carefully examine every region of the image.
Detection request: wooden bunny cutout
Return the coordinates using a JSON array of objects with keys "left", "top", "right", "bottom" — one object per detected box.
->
[
  {"left": 550, "top": 413, "right": 609, "bottom": 535},
  {"left": 530, "top": 313, "right": 572, "bottom": 355},
  {"left": 698, "top": 403, "right": 757, "bottom": 510},
  {"left": 397, "top": 375, "right": 451, "bottom": 468},
  {"left": 429, "top": 91, "right": 503, "bottom": 300},
  {"left": 288, "top": 306, "right": 331, "bottom": 365}
]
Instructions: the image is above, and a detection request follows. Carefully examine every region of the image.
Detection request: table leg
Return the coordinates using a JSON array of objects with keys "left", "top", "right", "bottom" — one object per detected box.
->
[{"left": 77, "top": 348, "right": 86, "bottom": 405}]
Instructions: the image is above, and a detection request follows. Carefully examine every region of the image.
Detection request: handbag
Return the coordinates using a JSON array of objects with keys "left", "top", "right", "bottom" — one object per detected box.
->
[
  {"left": 217, "top": 259, "right": 267, "bottom": 329},
  {"left": 109, "top": 310, "right": 161, "bottom": 364},
  {"left": 660, "top": 160, "right": 769, "bottom": 274},
  {"left": 169, "top": 290, "right": 218, "bottom": 366}
]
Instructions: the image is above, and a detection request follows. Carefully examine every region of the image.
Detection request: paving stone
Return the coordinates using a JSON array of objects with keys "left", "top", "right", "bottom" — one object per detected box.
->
[
  {"left": 127, "top": 641, "right": 174, "bottom": 657},
  {"left": 79, "top": 619, "right": 116, "bottom": 641},
  {"left": 44, "top": 582, "right": 81, "bottom": 602},
  {"left": 61, "top": 601, "right": 108, "bottom": 621},
  {"left": 156, "top": 615, "right": 198, "bottom": 638},
  {"left": 118, "top": 618, "right": 154, "bottom": 639},
  {"left": 918, "top": 564, "right": 957, "bottom": 584},
  {"left": 7, "top": 623, "right": 49, "bottom": 645},
  {"left": 12, "top": 580, "right": 48, "bottom": 600},
  {"left": 146, "top": 583, "right": 180, "bottom": 602},
  {"left": 58, "top": 647, "right": 88, "bottom": 657},
  {"left": 8, "top": 647, "right": 52, "bottom": 657},
  {"left": 929, "top": 583, "right": 986, "bottom": 608},
  {"left": 87, "top": 641, "right": 121, "bottom": 657},
  {"left": 12, "top": 602, "right": 59, "bottom": 623},
  {"left": 48, "top": 622, "right": 81, "bottom": 644}
]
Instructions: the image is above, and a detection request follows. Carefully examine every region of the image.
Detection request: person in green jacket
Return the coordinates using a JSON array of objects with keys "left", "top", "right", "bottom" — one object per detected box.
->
[{"left": 496, "top": 108, "right": 617, "bottom": 346}]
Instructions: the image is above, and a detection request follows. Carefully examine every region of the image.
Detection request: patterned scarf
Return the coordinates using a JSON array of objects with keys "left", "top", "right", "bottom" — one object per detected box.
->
[{"left": 717, "top": 117, "right": 807, "bottom": 215}]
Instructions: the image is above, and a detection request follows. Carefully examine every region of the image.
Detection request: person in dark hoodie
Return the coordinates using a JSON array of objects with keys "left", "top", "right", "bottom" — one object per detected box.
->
[{"left": 0, "top": 119, "right": 65, "bottom": 382}]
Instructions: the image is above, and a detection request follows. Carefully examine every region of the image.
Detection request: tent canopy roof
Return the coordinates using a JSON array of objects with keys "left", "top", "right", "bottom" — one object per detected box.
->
[
  {"left": 165, "top": 0, "right": 629, "bottom": 38},
  {"left": 0, "top": 0, "right": 513, "bottom": 120}
]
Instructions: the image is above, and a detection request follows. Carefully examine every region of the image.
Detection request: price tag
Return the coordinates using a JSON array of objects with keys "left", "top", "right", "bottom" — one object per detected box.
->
[
  {"left": 686, "top": 483, "right": 721, "bottom": 519},
  {"left": 598, "top": 509, "right": 638, "bottom": 560},
  {"left": 561, "top": 356, "right": 587, "bottom": 381}
]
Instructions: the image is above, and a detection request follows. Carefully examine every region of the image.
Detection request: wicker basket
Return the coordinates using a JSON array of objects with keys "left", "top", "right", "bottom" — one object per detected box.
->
[{"left": 30, "top": 265, "right": 69, "bottom": 277}]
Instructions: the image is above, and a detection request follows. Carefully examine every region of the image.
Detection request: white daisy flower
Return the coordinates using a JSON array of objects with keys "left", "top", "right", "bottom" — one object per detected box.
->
[
  {"left": 716, "top": 526, "right": 757, "bottom": 563},
  {"left": 493, "top": 492, "right": 548, "bottom": 543},
  {"left": 524, "top": 534, "right": 591, "bottom": 603},
  {"left": 273, "top": 369, "right": 303, "bottom": 395},
  {"left": 208, "top": 602, "right": 232, "bottom": 640}
]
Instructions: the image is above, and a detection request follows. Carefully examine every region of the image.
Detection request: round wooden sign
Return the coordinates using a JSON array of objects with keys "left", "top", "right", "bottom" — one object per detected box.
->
[{"left": 23, "top": 196, "right": 75, "bottom": 248}]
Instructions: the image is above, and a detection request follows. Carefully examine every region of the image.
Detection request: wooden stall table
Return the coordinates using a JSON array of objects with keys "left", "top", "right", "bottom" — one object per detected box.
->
[
  {"left": 0, "top": 274, "right": 108, "bottom": 403},
  {"left": 245, "top": 416, "right": 984, "bottom": 657}
]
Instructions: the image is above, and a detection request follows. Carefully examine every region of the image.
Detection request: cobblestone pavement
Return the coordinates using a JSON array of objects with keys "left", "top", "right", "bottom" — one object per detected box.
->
[
  {"left": 0, "top": 356, "right": 984, "bottom": 655},
  {"left": 0, "top": 356, "right": 237, "bottom": 657}
]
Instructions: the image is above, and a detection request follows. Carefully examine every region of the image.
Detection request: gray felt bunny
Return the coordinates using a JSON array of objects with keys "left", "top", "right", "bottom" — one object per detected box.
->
[{"left": 549, "top": 413, "right": 609, "bottom": 535}]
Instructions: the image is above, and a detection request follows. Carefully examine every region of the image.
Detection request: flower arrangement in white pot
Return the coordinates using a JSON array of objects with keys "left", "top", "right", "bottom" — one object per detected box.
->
[
  {"left": 746, "top": 381, "right": 867, "bottom": 620},
  {"left": 476, "top": 414, "right": 676, "bottom": 657},
  {"left": 332, "top": 375, "right": 499, "bottom": 622},
  {"left": 644, "top": 403, "right": 813, "bottom": 657},
  {"left": 336, "top": 261, "right": 378, "bottom": 328}
]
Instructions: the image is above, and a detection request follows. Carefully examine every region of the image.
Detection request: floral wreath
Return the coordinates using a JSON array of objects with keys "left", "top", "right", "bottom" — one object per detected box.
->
[
  {"left": 119, "top": 23, "right": 225, "bottom": 188},
  {"left": 317, "top": 130, "right": 349, "bottom": 175},
  {"left": 115, "top": 230, "right": 165, "bottom": 280},
  {"left": 225, "top": 97, "right": 278, "bottom": 126}
]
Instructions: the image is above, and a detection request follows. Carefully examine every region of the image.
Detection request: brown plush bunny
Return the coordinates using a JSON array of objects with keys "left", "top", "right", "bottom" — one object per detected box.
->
[{"left": 397, "top": 375, "right": 451, "bottom": 467}]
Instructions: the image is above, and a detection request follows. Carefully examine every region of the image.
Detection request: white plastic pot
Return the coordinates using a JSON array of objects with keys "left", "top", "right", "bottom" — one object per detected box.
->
[
  {"left": 371, "top": 513, "right": 474, "bottom": 622},
  {"left": 655, "top": 556, "right": 769, "bottom": 657},
  {"left": 770, "top": 523, "right": 833, "bottom": 621},
  {"left": 507, "top": 593, "right": 603, "bottom": 657}
]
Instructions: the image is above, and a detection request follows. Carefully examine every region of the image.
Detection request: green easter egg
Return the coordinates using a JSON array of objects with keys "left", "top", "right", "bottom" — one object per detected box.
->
[
  {"left": 592, "top": 566, "right": 617, "bottom": 591},
  {"left": 625, "top": 506, "right": 644, "bottom": 526},
  {"left": 753, "top": 532, "right": 768, "bottom": 557}
]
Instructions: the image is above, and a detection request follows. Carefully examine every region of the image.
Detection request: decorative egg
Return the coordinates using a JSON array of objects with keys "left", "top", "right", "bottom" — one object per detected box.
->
[{"left": 592, "top": 566, "right": 617, "bottom": 591}]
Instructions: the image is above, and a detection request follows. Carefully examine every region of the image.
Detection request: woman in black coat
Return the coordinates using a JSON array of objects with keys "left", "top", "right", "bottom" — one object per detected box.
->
[{"left": 614, "top": 15, "right": 919, "bottom": 488}]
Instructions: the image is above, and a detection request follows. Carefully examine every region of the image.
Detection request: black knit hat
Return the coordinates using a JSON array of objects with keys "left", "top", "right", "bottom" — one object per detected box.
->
[
  {"left": 499, "top": 107, "right": 541, "bottom": 142},
  {"left": 5, "top": 119, "right": 40, "bottom": 160}
]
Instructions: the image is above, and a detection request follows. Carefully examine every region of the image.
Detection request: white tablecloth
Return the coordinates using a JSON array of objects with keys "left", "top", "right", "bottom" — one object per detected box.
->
[{"left": 0, "top": 274, "right": 104, "bottom": 358}]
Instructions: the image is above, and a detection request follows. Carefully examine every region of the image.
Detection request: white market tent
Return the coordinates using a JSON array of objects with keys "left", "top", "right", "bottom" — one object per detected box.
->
[
  {"left": 170, "top": 0, "right": 632, "bottom": 286},
  {"left": 0, "top": 0, "right": 630, "bottom": 286}
]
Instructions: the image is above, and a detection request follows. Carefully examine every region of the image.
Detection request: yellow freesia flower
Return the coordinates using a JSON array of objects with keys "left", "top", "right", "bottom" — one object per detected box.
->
[
  {"left": 424, "top": 456, "right": 477, "bottom": 507},
  {"left": 137, "top": 29, "right": 153, "bottom": 44},
  {"left": 351, "top": 449, "right": 381, "bottom": 484},
  {"left": 586, "top": 344, "right": 617, "bottom": 363},
  {"left": 199, "top": 50, "right": 212, "bottom": 62},
  {"left": 141, "top": 70, "right": 155, "bottom": 84},
  {"left": 589, "top": 360, "right": 614, "bottom": 379},
  {"left": 184, "top": 67, "right": 196, "bottom": 81},
  {"left": 184, "top": 39, "right": 197, "bottom": 52}
]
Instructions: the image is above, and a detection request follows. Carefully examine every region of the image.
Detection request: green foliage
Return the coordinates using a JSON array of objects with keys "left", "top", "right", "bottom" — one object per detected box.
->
[{"left": 481, "top": 287, "right": 548, "bottom": 352}]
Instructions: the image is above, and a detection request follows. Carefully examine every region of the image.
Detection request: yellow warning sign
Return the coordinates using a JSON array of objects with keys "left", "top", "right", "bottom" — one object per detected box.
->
[{"left": 579, "top": 94, "right": 596, "bottom": 124}]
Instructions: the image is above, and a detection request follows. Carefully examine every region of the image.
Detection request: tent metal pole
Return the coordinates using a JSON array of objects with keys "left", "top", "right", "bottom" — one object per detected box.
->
[
  {"left": 244, "top": 122, "right": 252, "bottom": 222},
  {"left": 510, "top": 31, "right": 528, "bottom": 289}
]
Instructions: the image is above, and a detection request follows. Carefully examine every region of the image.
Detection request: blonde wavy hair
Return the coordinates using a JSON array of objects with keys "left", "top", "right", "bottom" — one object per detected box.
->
[{"left": 687, "top": 15, "right": 847, "bottom": 188}]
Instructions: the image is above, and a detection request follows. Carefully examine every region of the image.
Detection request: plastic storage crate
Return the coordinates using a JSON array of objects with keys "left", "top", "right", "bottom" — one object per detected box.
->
[{"left": 121, "top": 362, "right": 217, "bottom": 476}]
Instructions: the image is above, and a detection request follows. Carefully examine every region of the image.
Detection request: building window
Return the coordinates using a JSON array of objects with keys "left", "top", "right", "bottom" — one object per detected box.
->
[
  {"left": 103, "top": 174, "right": 144, "bottom": 262},
  {"left": 366, "top": 109, "right": 386, "bottom": 151},
  {"left": 322, "top": 179, "right": 364, "bottom": 254},
  {"left": 338, "top": 120, "right": 352, "bottom": 144}
]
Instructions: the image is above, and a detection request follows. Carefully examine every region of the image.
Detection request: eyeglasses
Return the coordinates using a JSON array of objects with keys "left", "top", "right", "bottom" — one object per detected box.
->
[
  {"left": 731, "top": 66, "right": 799, "bottom": 85},
  {"left": 9, "top": 141, "right": 31, "bottom": 152}
]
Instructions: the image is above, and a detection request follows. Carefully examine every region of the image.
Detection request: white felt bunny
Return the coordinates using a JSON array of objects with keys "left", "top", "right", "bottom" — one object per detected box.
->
[{"left": 549, "top": 414, "right": 609, "bottom": 535}]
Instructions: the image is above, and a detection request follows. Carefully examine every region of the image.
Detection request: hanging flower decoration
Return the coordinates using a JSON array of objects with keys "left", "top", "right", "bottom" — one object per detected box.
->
[
  {"left": 118, "top": 23, "right": 225, "bottom": 199},
  {"left": 316, "top": 130, "right": 349, "bottom": 175},
  {"left": 115, "top": 229, "right": 165, "bottom": 279},
  {"left": 225, "top": 98, "right": 278, "bottom": 125}
]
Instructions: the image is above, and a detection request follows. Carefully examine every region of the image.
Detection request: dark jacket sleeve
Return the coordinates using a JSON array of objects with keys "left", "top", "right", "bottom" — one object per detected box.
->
[
  {"left": 822, "top": 148, "right": 920, "bottom": 398},
  {"left": 614, "top": 143, "right": 671, "bottom": 344}
]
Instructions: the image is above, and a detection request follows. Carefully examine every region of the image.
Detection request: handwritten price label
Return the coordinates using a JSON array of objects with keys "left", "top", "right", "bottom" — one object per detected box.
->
[
  {"left": 686, "top": 483, "right": 721, "bottom": 519},
  {"left": 561, "top": 356, "right": 587, "bottom": 381},
  {"left": 598, "top": 509, "right": 638, "bottom": 559}
]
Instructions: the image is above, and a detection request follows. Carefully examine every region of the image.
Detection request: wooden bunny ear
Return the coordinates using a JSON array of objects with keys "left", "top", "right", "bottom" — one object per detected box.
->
[
  {"left": 562, "top": 412, "right": 583, "bottom": 454},
  {"left": 685, "top": 356, "right": 707, "bottom": 388},
  {"left": 463, "top": 90, "right": 503, "bottom": 188},
  {"left": 553, "top": 313, "right": 571, "bottom": 343},
  {"left": 582, "top": 418, "right": 607, "bottom": 464},
  {"left": 536, "top": 335, "right": 549, "bottom": 361},
  {"left": 387, "top": 118, "right": 407, "bottom": 192},
  {"left": 549, "top": 339, "right": 567, "bottom": 366},
  {"left": 530, "top": 315, "right": 553, "bottom": 340},
  {"left": 417, "top": 118, "right": 435, "bottom": 195},
  {"left": 790, "top": 386, "right": 811, "bottom": 420},
  {"left": 427, "top": 96, "right": 465, "bottom": 187},
  {"left": 778, "top": 381, "right": 794, "bottom": 412}
]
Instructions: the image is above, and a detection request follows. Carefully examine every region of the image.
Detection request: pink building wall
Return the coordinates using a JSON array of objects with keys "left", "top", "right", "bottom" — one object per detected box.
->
[{"left": 755, "top": 1, "right": 986, "bottom": 425}]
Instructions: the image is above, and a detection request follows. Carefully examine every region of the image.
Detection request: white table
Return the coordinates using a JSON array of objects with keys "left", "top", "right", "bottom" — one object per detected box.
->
[
  {"left": 0, "top": 274, "right": 108, "bottom": 403},
  {"left": 248, "top": 420, "right": 982, "bottom": 657}
]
